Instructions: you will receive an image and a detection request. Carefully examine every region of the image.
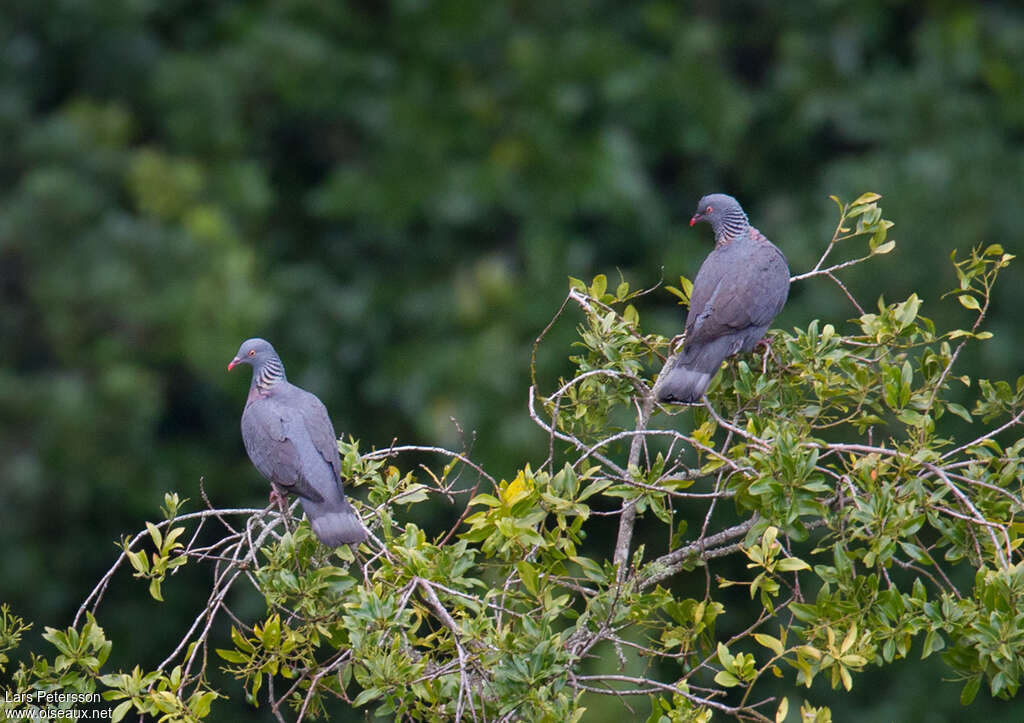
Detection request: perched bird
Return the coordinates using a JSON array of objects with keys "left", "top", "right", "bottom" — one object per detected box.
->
[
  {"left": 655, "top": 194, "right": 790, "bottom": 404},
  {"left": 229, "top": 338, "right": 367, "bottom": 546}
]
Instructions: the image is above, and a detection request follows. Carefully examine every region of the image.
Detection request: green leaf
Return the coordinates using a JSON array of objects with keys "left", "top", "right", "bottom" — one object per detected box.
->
[
  {"left": 717, "top": 642, "right": 734, "bottom": 668},
  {"left": 126, "top": 549, "right": 149, "bottom": 574},
  {"left": 190, "top": 690, "right": 217, "bottom": 717},
  {"left": 898, "top": 541, "right": 929, "bottom": 564},
  {"left": 871, "top": 240, "right": 895, "bottom": 255},
  {"left": 960, "top": 675, "right": 982, "bottom": 705},
  {"left": 215, "top": 648, "right": 246, "bottom": 664},
  {"left": 162, "top": 526, "right": 185, "bottom": 552},
  {"left": 957, "top": 294, "right": 980, "bottom": 310},
  {"left": 754, "top": 633, "right": 785, "bottom": 656},
  {"left": 231, "top": 626, "right": 254, "bottom": 654},
  {"left": 352, "top": 687, "right": 383, "bottom": 707},
  {"left": 517, "top": 561, "right": 539, "bottom": 596},
  {"left": 900, "top": 361, "right": 913, "bottom": 408},
  {"left": 665, "top": 285, "right": 689, "bottom": 305},
  {"left": 714, "top": 670, "right": 740, "bottom": 687},
  {"left": 572, "top": 555, "right": 605, "bottom": 583},
  {"left": 146, "top": 522, "right": 163, "bottom": 551},
  {"left": 789, "top": 604, "right": 817, "bottom": 623},
  {"left": 111, "top": 700, "right": 133, "bottom": 723},
  {"left": 921, "top": 629, "right": 944, "bottom": 659},
  {"left": 775, "top": 697, "right": 789, "bottom": 723},
  {"left": 852, "top": 192, "right": 881, "bottom": 205},
  {"left": 398, "top": 484, "right": 430, "bottom": 505},
  {"left": 258, "top": 614, "right": 281, "bottom": 649},
  {"left": 578, "top": 478, "right": 612, "bottom": 501},
  {"left": 468, "top": 493, "right": 501, "bottom": 508},
  {"left": 777, "top": 557, "right": 811, "bottom": 572},
  {"left": 945, "top": 402, "right": 972, "bottom": 423}
]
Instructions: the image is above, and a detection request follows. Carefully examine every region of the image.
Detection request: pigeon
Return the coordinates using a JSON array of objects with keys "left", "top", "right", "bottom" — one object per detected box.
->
[
  {"left": 229, "top": 338, "right": 367, "bottom": 546},
  {"left": 655, "top": 194, "right": 790, "bottom": 404}
]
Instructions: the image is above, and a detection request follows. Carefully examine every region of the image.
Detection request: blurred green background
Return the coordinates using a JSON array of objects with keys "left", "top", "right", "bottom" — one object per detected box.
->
[{"left": 1, "top": 0, "right": 1021, "bottom": 720}]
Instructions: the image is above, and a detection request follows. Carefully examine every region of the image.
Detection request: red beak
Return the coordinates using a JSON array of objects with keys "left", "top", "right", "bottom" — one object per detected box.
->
[
  {"left": 689, "top": 215, "right": 700, "bottom": 227},
  {"left": 227, "top": 357, "right": 241, "bottom": 371}
]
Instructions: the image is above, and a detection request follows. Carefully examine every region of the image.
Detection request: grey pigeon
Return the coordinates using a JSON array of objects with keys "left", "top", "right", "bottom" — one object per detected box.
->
[
  {"left": 229, "top": 338, "right": 367, "bottom": 546},
  {"left": 655, "top": 194, "right": 790, "bottom": 404}
]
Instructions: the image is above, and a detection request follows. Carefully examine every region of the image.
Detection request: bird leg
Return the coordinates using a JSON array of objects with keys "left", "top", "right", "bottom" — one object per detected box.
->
[
  {"left": 269, "top": 486, "right": 294, "bottom": 533},
  {"left": 754, "top": 337, "right": 777, "bottom": 375}
]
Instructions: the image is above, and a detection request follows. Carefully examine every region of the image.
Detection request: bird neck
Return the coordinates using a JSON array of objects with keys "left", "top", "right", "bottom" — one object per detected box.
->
[
  {"left": 712, "top": 207, "right": 749, "bottom": 245},
  {"left": 253, "top": 356, "right": 287, "bottom": 394}
]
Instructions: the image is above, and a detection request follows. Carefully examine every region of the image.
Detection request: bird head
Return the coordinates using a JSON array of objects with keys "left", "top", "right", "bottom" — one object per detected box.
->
[
  {"left": 228, "top": 338, "right": 278, "bottom": 372},
  {"left": 689, "top": 193, "right": 746, "bottom": 236}
]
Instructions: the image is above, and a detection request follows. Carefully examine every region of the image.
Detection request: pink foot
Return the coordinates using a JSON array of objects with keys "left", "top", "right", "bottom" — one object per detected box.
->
[
  {"left": 269, "top": 487, "right": 293, "bottom": 532},
  {"left": 269, "top": 487, "right": 288, "bottom": 511},
  {"left": 754, "top": 337, "right": 776, "bottom": 374}
]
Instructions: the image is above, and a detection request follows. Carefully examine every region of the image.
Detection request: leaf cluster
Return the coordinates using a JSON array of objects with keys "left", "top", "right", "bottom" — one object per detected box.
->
[{"left": 2, "top": 196, "right": 1022, "bottom": 722}]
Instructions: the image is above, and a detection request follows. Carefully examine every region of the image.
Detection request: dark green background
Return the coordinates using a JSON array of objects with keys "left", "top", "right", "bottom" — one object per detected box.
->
[{"left": 1, "top": 1, "right": 1021, "bottom": 719}]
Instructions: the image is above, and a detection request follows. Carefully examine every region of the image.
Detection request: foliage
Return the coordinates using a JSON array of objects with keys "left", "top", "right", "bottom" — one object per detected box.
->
[
  {"left": 2, "top": 197, "right": 1022, "bottom": 721},
  {"left": 2, "top": 13, "right": 1023, "bottom": 723}
]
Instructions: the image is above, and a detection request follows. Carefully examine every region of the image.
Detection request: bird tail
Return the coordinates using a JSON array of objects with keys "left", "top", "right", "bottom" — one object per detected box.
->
[
  {"left": 302, "top": 498, "right": 367, "bottom": 547},
  {"left": 654, "top": 362, "right": 713, "bottom": 404},
  {"left": 655, "top": 336, "right": 739, "bottom": 404}
]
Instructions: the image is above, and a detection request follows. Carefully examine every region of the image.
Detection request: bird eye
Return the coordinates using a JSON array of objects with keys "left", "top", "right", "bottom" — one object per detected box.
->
[
  {"left": 248, "top": 349, "right": 256, "bottom": 357},
  {"left": 706, "top": 206, "right": 713, "bottom": 213}
]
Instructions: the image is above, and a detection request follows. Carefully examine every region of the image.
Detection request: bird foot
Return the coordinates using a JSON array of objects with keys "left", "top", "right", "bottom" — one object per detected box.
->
[
  {"left": 269, "top": 488, "right": 294, "bottom": 532},
  {"left": 754, "top": 337, "right": 777, "bottom": 375}
]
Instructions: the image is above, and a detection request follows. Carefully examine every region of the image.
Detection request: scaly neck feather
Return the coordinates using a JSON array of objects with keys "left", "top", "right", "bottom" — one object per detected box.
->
[
  {"left": 253, "top": 355, "right": 286, "bottom": 394},
  {"left": 712, "top": 205, "right": 749, "bottom": 245}
]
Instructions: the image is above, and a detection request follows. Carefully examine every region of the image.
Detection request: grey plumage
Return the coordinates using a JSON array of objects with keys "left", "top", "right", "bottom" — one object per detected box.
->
[
  {"left": 655, "top": 194, "right": 790, "bottom": 404},
  {"left": 229, "top": 338, "right": 367, "bottom": 546}
]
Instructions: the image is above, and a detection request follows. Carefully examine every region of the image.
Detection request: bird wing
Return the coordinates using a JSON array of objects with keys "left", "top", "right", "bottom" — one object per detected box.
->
[
  {"left": 241, "top": 395, "right": 327, "bottom": 504},
  {"left": 745, "top": 228, "right": 790, "bottom": 325},
  {"left": 291, "top": 386, "right": 345, "bottom": 482},
  {"left": 684, "top": 232, "right": 789, "bottom": 347}
]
